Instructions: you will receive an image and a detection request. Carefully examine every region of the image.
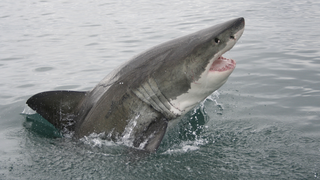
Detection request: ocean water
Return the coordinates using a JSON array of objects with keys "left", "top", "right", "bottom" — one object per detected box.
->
[{"left": 1, "top": 0, "right": 320, "bottom": 179}]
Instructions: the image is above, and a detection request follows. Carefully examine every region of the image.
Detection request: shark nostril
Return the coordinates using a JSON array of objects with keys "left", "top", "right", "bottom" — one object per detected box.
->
[{"left": 230, "top": 35, "right": 235, "bottom": 39}]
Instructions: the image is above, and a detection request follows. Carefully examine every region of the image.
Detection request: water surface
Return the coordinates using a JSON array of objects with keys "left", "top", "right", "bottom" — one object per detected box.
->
[{"left": 1, "top": 0, "right": 320, "bottom": 179}]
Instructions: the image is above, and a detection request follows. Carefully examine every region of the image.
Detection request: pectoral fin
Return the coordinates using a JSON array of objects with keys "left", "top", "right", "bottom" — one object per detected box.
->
[
  {"left": 133, "top": 118, "right": 168, "bottom": 152},
  {"left": 26, "top": 90, "right": 87, "bottom": 131}
]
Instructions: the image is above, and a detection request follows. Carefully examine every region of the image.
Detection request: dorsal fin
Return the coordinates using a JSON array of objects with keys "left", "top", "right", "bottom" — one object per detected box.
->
[{"left": 26, "top": 90, "right": 87, "bottom": 131}]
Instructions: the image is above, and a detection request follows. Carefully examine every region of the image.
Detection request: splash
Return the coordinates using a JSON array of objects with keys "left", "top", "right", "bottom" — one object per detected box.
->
[
  {"left": 162, "top": 139, "right": 208, "bottom": 154},
  {"left": 80, "top": 132, "right": 117, "bottom": 148},
  {"left": 21, "top": 104, "right": 36, "bottom": 115},
  {"left": 121, "top": 114, "right": 140, "bottom": 147}
]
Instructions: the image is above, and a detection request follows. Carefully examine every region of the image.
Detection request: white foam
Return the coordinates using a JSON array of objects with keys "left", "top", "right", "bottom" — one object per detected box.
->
[
  {"left": 80, "top": 132, "right": 116, "bottom": 148},
  {"left": 121, "top": 114, "right": 139, "bottom": 147},
  {"left": 21, "top": 104, "right": 36, "bottom": 115},
  {"left": 162, "top": 139, "right": 208, "bottom": 154}
]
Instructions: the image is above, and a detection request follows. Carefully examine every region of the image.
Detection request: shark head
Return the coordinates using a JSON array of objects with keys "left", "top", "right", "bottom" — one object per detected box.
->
[
  {"left": 117, "top": 18, "right": 246, "bottom": 118},
  {"left": 146, "top": 17, "right": 245, "bottom": 115}
]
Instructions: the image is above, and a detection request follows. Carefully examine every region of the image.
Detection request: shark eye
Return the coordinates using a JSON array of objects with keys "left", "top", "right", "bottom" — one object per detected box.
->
[
  {"left": 230, "top": 35, "right": 235, "bottom": 39},
  {"left": 214, "top": 38, "right": 220, "bottom": 44}
]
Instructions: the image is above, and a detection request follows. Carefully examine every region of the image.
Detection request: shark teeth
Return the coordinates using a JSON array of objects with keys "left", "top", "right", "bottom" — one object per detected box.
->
[{"left": 209, "top": 56, "right": 236, "bottom": 72}]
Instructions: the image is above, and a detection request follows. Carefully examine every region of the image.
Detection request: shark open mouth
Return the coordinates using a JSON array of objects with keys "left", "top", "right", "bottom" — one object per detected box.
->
[{"left": 209, "top": 56, "right": 236, "bottom": 72}]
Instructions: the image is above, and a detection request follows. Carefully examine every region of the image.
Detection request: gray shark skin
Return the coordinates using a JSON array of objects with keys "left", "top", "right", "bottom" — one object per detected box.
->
[{"left": 26, "top": 17, "right": 245, "bottom": 152}]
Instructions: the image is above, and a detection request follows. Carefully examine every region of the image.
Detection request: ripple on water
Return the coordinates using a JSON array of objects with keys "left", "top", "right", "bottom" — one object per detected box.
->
[
  {"left": 16, "top": 84, "right": 35, "bottom": 89},
  {"left": 34, "top": 67, "right": 54, "bottom": 72},
  {"left": 0, "top": 0, "right": 320, "bottom": 179}
]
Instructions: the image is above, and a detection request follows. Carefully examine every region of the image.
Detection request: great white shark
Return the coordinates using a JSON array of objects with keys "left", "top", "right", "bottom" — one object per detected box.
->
[{"left": 26, "top": 17, "right": 245, "bottom": 152}]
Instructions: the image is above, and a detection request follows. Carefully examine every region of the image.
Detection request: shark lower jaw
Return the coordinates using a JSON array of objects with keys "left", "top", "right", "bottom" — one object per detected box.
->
[{"left": 209, "top": 56, "right": 236, "bottom": 72}]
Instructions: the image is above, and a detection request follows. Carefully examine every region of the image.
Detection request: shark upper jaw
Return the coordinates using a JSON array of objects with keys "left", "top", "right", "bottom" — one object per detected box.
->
[{"left": 170, "top": 22, "right": 245, "bottom": 114}]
